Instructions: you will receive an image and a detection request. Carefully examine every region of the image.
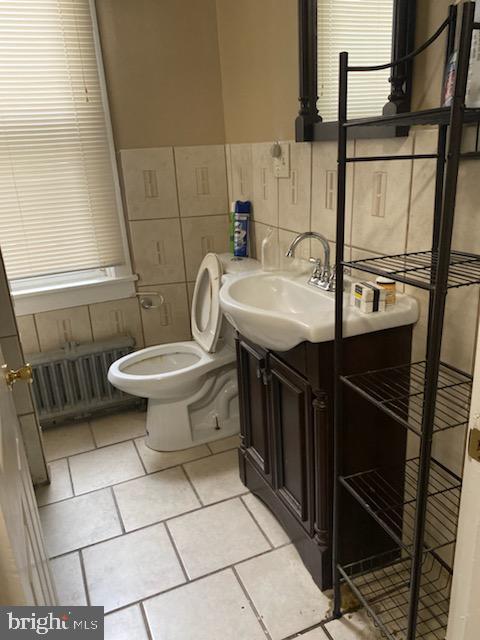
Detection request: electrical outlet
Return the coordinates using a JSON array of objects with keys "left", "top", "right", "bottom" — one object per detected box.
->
[{"left": 273, "top": 142, "right": 290, "bottom": 178}]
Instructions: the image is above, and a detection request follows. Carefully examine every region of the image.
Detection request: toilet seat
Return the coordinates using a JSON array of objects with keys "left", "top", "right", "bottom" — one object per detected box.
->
[
  {"left": 108, "top": 340, "right": 235, "bottom": 401},
  {"left": 191, "top": 253, "right": 222, "bottom": 353}
]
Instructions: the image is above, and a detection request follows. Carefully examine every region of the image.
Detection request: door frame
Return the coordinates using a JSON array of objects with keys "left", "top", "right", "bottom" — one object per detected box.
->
[{"left": 446, "top": 317, "right": 480, "bottom": 638}]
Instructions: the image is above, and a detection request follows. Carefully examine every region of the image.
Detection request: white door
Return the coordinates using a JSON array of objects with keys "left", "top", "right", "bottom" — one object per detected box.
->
[
  {"left": 447, "top": 321, "right": 480, "bottom": 639},
  {"left": 0, "top": 346, "right": 56, "bottom": 606}
]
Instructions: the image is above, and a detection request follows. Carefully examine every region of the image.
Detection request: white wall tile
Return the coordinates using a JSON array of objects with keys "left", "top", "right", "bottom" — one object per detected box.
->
[
  {"left": 35, "top": 306, "right": 92, "bottom": 351},
  {"left": 120, "top": 147, "right": 179, "bottom": 220},
  {"left": 252, "top": 143, "right": 278, "bottom": 226},
  {"left": 279, "top": 142, "right": 312, "bottom": 233},
  {"left": 17, "top": 315, "right": 40, "bottom": 355},
  {"left": 407, "top": 129, "right": 437, "bottom": 253},
  {"left": 228, "top": 143, "right": 254, "bottom": 203},
  {"left": 89, "top": 298, "right": 144, "bottom": 349},
  {"left": 452, "top": 159, "right": 480, "bottom": 254},
  {"left": 174, "top": 145, "right": 228, "bottom": 216},
  {"left": 138, "top": 283, "right": 190, "bottom": 346},
  {"left": 129, "top": 218, "right": 185, "bottom": 285},
  {"left": 181, "top": 215, "right": 229, "bottom": 281},
  {"left": 311, "top": 140, "right": 354, "bottom": 243},
  {"left": 351, "top": 137, "right": 413, "bottom": 254}
]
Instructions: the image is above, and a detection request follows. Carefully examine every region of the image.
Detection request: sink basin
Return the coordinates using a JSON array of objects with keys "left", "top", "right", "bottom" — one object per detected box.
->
[{"left": 220, "top": 271, "right": 419, "bottom": 351}]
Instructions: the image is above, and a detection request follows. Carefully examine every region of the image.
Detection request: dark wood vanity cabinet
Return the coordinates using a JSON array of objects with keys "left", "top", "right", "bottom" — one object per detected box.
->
[{"left": 236, "top": 324, "right": 413, "bottom": 591}]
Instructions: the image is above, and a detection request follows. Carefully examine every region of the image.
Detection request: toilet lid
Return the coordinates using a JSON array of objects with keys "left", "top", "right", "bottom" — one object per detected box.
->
[{"left": 191, "top": 253, "right": 223, "bottom": 353}]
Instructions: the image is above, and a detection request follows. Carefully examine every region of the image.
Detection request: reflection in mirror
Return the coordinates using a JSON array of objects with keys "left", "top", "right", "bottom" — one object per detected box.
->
[{"left": 317, "top": 0, "right": 394, "bottom": 121}]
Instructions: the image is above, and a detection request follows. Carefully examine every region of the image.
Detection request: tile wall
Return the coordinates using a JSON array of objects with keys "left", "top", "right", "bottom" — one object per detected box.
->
[
  {"left": 226, "top": 129, "right": 480, "bottom": 474},
  {"left": 17, "top": 145, "right": 231, "bottom": 354},
  {"left": 15, "top": 132, "right": 480, "bottom": 474}
]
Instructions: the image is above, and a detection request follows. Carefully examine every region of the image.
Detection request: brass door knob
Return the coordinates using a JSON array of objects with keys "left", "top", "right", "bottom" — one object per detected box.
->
[{"left": 3, "top": 363, "right": 33, "bottom": 388}]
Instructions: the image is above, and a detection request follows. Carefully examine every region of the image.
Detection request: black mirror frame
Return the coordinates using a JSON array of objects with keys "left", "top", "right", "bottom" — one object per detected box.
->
[{"left": 296, "top": 0, "right": 417, "bottom": 142}]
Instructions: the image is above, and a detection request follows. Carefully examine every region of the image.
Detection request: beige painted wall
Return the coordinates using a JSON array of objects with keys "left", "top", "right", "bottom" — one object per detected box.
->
[
  {"left": 216, "top": 0, "right": 298, "bottom": 144},
  {"left": 94, "top": 0, "right": 455, "bottom": 148},
  {"left": 95, "top": 0, "right": 226, "bottom": 149}
]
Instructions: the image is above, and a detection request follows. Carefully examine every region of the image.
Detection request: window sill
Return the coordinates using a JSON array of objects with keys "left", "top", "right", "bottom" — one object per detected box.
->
[{"left": 12, "top": 274, "right": 138, "bottom": 316}]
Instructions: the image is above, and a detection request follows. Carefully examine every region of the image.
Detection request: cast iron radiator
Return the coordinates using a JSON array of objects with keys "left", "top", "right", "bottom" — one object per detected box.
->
[{"left": 26, "top": 336, "right": 144, "bottom": 426}]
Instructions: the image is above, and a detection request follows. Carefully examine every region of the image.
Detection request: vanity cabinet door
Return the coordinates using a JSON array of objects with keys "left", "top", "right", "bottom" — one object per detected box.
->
[
  {"left": 269, "top": 354, "right": 315, "bottom": 534},
  {"left": 236, "top": 339, "right": 273, "bottom": 484}
]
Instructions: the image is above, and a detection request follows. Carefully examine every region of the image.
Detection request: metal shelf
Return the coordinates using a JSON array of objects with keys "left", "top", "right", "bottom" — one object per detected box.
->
[
  {"left": 343, "top": 249, "right": 480, "bottom": 290},
  {"left": 341, "top": 360, "right": 472, "bottom": 436},
  {"left": 338, "top": 550, "right": 452, "bottom": 640},
  {"left": 340, "top": 458, "right": 461, "bottom": 555},
  {"left": 343, "top": 106, "right": 480, "bottom": 129}
]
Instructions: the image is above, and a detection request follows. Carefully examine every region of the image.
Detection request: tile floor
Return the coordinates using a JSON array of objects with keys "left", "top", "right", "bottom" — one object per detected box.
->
[{"left": 37, "top": 410, "right": 377, "bottom": 640}]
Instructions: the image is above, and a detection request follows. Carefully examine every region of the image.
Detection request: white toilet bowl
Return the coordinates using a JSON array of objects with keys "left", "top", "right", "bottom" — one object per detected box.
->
[{"left": 108, "top": 253, "right": 259, "bottom": 451}]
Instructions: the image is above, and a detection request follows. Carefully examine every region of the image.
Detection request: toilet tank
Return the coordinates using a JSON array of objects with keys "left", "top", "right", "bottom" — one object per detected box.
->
[{"left": 217, "top": 253, "right": 259, "bottom": 348}]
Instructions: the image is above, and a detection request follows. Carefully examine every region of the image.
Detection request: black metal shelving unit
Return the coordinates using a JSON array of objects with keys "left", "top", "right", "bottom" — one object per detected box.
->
[{"left": 332, "top": 3, "right": 479, "bottom": 639}]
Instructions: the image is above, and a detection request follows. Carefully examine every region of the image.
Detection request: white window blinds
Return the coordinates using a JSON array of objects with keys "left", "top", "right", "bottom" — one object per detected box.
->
[
  {"left": 0, "top": 0, "right": 125, "bottom": 281},
  {"left": 317, "top": 0, "right": 394, "bottom": 122}
]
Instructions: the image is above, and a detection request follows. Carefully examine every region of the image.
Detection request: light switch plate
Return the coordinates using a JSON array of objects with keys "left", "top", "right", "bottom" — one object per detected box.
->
[{"left": 273, "top": 142, "right": 290, "bottom": 179}]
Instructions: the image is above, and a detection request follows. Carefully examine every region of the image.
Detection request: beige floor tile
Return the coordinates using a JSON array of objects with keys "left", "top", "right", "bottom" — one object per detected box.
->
[
  {"left": 40, "top": 489, "right": 122, "bottom": 557},
  {"left": 167, "top": 498, "right": 270, "bottom": 579},
  {"left": 114, "top": 467, "right": 200, "bottom": 532},
  {"left": 207, "top": 434, "right": 240, "bottom": 454},
  {"left": 183, "top": 450, "right": 246, "bottom": 505},
  {"left": 42, "top": 422, "right": 95, "bottom": 461},
  {"left": 50, "top": 552, "right": 87, "bottom": 606},
  {"left": 241, "top": 494, "right": 290, "bottom": 548},
  {"left": 36, "top": 459, "right": 73, "bottom": 506},
  {"left": 134, "top": 437, "right": 210, "bottom": 473},
  {"left": 144, "top": 569, "right": 266, "bottom": 640},
  {"left": 90, "top": 411, "right": 146, "bottom": 448},
  {"left": 83, "top": 523, "right": 185, "bottom": 613},
  {"left": 235, "top": 545, "right": 330, "bottom": 640},
  {"left": 69, "top": 441, "right": 144, "bottom": 495},
  {"left": 324, "top": 611, "right": 378, "bottom": 639},
  {"left": 104, "top": 605, "right": 149, "bottom": 640}
]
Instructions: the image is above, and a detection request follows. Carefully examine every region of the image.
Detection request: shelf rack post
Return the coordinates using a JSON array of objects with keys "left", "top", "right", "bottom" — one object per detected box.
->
[
  {"left": 332, "top": 49, "right": 349, "bottom": 619},
  {"left": 332, "top": 2, "right": 479, "bottom": 638},
  {"left": 406, "top": 3, "right": 476, "bottom": 638}
]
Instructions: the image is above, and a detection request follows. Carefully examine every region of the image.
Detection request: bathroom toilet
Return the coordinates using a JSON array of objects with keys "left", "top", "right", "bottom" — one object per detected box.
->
[{"left": 108, "top": 253, "right": 258, "bottom": 451}]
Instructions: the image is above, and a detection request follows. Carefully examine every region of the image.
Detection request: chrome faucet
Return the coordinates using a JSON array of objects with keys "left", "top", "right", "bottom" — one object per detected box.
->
[{"left": 285, "top": 231, "right": 335, "bottom": 291}]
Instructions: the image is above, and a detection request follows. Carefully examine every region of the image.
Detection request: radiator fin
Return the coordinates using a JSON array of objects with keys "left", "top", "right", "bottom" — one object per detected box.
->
[{"left": 27, "top": 337, "right": 143, "bottom": 426}]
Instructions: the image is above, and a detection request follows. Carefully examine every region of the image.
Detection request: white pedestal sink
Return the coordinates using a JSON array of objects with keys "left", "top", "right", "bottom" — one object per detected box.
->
[{"left": 220, "top": 270, "right": 419, "bottom": 351}]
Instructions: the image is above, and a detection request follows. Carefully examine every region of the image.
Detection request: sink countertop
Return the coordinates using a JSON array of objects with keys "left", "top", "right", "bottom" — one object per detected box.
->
[{"left": 220, "top": 269, "right": 419, "bottom": 352}]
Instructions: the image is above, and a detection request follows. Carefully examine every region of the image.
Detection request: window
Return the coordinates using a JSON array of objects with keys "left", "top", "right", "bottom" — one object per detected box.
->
[
  {"left": 317, "top": 0, "right": 394, "bottom": 121},
  {"left": 0, "top": 0, "right": 134, "bottom": 312}
]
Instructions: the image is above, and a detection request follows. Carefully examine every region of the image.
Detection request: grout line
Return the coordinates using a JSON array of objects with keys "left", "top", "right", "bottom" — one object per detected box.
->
[
  {"left": 172, "top": 148, "right": 189, "bottom": 284},
  {"left": 129, "top": 212, "right": 229, "bottom": 223},
  {"left": 104, "top": 544, "right": 289, "bottom": 617},
  {"left": 139, "top": 601, "right": 154, "bottom": 640},
  {"left": 164, "top": 520, "right": 189, "bottom": 582},
  {"left": 231, "top": 565, "right": 273, "bottom": 639},
  {"left": 240, "top": 495, "right": 274, "bottom": 550},
  {"left": 404, "top": 132, "right": 416, "bottom": 258},
  {"left": 38, "top": 442, "right": 219, "bottom": 507},
  {"left": 109, "top": 485, "right": 126, "bottom": 534},
  {"left": 87, "top": 420, "right": 98, "bottom": 449},
  {"left": 78, "top": 549, "right": 91, "bottom": 607},
  {"left": 181, "top": 463, "right": 204, "bottom": 507},
  {"left": 132, "top": 437, "right": 149, "bottom": 475},
  {"left": 45, "top": 489, "right": 252, "bottom": 561}
]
